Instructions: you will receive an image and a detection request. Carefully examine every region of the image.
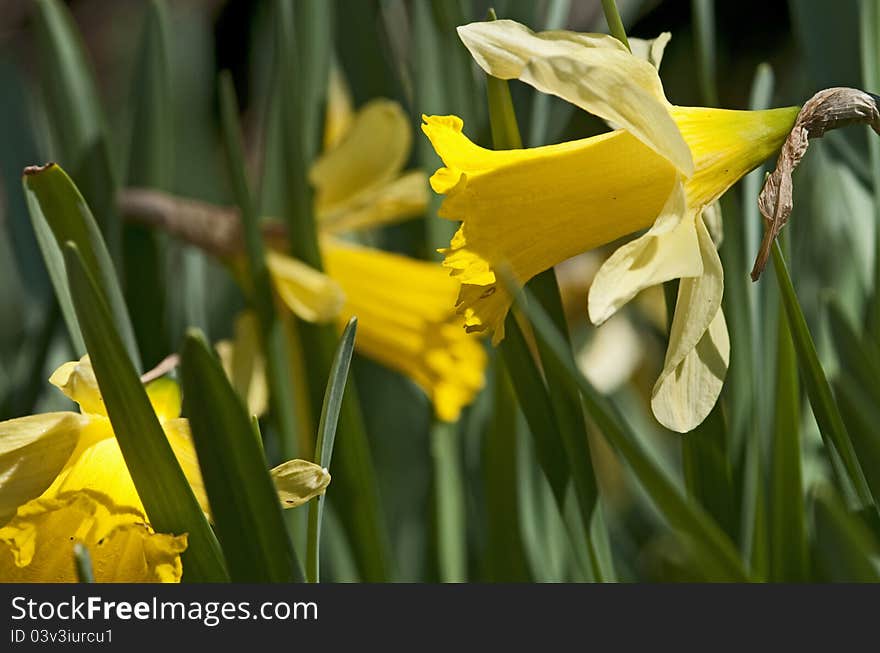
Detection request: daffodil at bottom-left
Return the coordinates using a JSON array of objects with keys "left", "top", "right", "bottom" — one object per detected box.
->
[{"left": 0, "top": 357, "right": 329, "bottom": 582}]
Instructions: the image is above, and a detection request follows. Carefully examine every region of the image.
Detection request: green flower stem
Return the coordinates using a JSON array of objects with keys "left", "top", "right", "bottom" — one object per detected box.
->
[{"left": 600, "top": 0, "right": 630, "bottom": 51}]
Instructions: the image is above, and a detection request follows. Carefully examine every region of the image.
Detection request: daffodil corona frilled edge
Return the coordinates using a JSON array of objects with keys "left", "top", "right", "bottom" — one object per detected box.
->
[
  {"left": 0, "top": 357, "right": 330, "bottom": 582},
  {"left": 422, "top": 19, "right": 799, "bottom": 433}
]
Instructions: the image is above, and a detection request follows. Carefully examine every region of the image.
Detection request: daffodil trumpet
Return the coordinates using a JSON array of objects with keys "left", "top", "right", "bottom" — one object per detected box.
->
[
  {"left": 0, "top": 357, "right": 329, "bottom": 582},
  {"left": 422, "top": 19, "right": 800, "bottom": 432}
]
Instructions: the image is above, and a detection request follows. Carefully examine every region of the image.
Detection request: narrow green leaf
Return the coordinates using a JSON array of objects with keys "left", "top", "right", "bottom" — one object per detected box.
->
[
  {"left": 64, "top": 243, "right": 227, "bottom": 582},
  {"left": 484, "top": 33, "right": 607, "bottom": 580},
  {"left": 307, "top": 318, "right": 357, "bottom": 583},
  {"left": 218, "top": 71, "right": 300, "bottom": 462},
  {"left": 34, "top": 0, "right": 104, "bottom": 166},
  {"left": 180, "top": 330, "right": 301, "bottom": 582},
  {"left": 811, "top": 485, "right": 880, "bottom": 582},
  {"left": 35, "top": 0, "right": 121, "bottom": 261},
  {"left": 513, "top": 282, "right": 748, "bottom": 581},
  {"left": 72, "top": 543, "right": 94, "bottom": 584},
  {"left": 771, "top": 242, "right": 873, "bottom": 507},
  {"left": 768, "top": 299, "right": 808, "bottom": 581},
  {"left": 23, "top": 163, "right": 141, "bottom": 370},
  {"left": 484, "top": 361, "right": 532, "bottom": 581},
  {"left": 124, "top": 0, "right": 172, "bottom": 368},
  {"left": 682, "top": 406, "right": 737, "bottom": 541},
  {"left": 499, "top": 316, "right": 569, "bottom": 502},
  {"left": 273, "top": 0, "right": 390, "bottom": 581},
  {"left": 835, "top": 376, "right": 880, "bottom": 507}
]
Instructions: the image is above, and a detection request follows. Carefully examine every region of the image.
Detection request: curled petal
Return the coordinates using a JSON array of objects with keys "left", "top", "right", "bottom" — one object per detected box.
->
[
  {"left": 457, "top": 19, "right": 694, "bottom": 174},
  {"left": 267, "top": 252, "right": 346, "bottom": 323},
  {"left": 49, "top": 356, "right": 105, "bottom": 416},
  {"left": 588, "top": 181, "right": 701, "bottom": 325},
  {"left": 319, "top": 170, "right": 429, "bottom": 234}
]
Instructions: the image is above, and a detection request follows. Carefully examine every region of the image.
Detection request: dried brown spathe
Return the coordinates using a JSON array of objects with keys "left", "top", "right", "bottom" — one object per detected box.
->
[{"left": 751, "top": 87, "right": 880, "bottom": 280}]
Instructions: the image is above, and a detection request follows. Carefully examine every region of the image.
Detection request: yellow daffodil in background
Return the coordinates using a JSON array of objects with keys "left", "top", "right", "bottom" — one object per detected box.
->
[
  {"left": 264, "top": 85, "right": 487, "bottom": 423},
  {"left": 422, "top": 19, "right": 799, "bottom": 432},
  {"left": 0, "top": 357, "right": 330, "bottom": 582}
]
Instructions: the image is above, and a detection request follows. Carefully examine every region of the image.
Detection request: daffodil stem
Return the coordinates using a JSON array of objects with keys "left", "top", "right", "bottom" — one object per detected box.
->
[
  {"left": 431, "top": 420, "right": 467, "bottom": 582},
  {"left": 600, "top": 0, "right": 630, "bottom": 51},
  {"left": 691, "top": 0, "right": 719, "bottom": 107},
  {"left": 73, "top": 543, "right": 94, "bottom": 583},
  {"left": 770, "top": 241, "right": 874, "bottom": 507},
  {"left": 306, "top": 497, "right": 321, "bottom": 583},
  {"left": 860, "top": 0, "right": 880, "bottom": 343}
]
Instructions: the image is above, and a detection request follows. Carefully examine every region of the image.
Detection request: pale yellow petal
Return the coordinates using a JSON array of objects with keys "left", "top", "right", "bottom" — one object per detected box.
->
[
  {"left": 323, "top": 64, "right": 354, "bottom": 151},
  {"left": 650, "top": 217, "right": 727, "bottom": 433},
  {"left": 270, "top": 459, "right": 330, "bottom": 509},
  {"left": 628, "top": 32, "right": 671, "bottom": 70},
  {"left": 577, "top": 314, "right": 643, "bottom": 394},
  {"left": 588, "top": 181, "right": 702, "bottom": 325},
  {"left": 456, "top": 19, "right": 693, "bottom": 174},
  {"left": 662, "top": 216, "right": 724, "bottom": 375},
  {"left": 319, "top": 170, "right": 429, "bottom": 233},
  {"left": 49, "top": 356, "right": 106, "bottom": 416},
  {"left": 267, "top": 251, "right": 345, "bottom": 323},
  {"left": 310, "top": 99, "right": 411, "bottom": 214},
  {"left": 651, "top": 308, "right": 729, "bottom": 433},
  {"left": 217, "top": 312, "right": 268, "bottom": 417},
  {"left": 0, "top": 412, "right": 88, "bottom": 524},
  {"left": 323, "top": 236, "right": 487, "bottom": 421},
  {"left": 423, "top": 114, "right": 676, "bottom": 338},
  {"left": 0, "top": 492, "right": 186, "bottom": 582}
]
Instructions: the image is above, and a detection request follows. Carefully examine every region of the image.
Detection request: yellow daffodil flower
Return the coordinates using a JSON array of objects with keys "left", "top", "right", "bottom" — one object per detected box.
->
[
  {"left": 265, "top": 89, "right": 487, "bottom": 423},
  {"left": 422, "top": 19, "right": 799, "bottom": 432},
  {"left": 0, "top": 357, "right": 330, "bottom": 582}
]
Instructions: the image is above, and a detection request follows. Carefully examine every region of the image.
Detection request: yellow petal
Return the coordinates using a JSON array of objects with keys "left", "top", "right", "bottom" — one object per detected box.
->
[
  {"left": 0, "top": 492, "right": 186, "bottom": 582},
  {"left": 162, "top": 419, "right": 210, "bottom": 515},
  {"left": 217, "top": 312, "right": 268, "bottom": 418},
  {"left": 456, "top": 19, "right": 693, "bottom": 174},
  {"left": 49, "top": 356, "right": 106, "bottom": 416},
  {"left": 47, "top": 436, "right": 146, "bottom": 516},
  {"left": 628, "top": 32, "right": 671, "bottom": 70},
  {"left": 267, "top": 251, "right": 345, "bottom": 323},
  {"left": 0, "top": 412, "right": 88, "bottom": 524},
  {"left": 319, "top": 170, "right": 429, "bottom": 233},
  {"left": 323, "top": 64, "right": 354, "bottom": 151},
  {"left": 323, "top": 236, "right": 487, "bottom": 421},
  {"left": 423, "top": 113, "right": 677, "bottom": 338},
  {"left": 663, "top": 216, "right": 724, "bottom": 377},
  {"left": 310, "top": 99, "right": 412, "bottom": 215},
  {"left": 650, "top": 217, "right": 727, "bottom": 432},
  {"left": 651, "top": 309, "right": 729, "bottom": 433},
  {"left": 145, "top": 377, "right": 182, "bottom": 422},
  {"left": 588, "top": 181, "right": 701, "bottom": 325},
  {"left": 270, "top": 459, "right": 331, "bottom": 509}
]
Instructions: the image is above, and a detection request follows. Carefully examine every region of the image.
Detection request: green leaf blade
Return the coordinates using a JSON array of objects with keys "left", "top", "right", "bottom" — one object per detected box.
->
[
  {"left": 180, "top": 330, "right": 302, "bottom": 583},
  {"left": 64, "top": 243, "right": 227, "bottom": 582}
]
